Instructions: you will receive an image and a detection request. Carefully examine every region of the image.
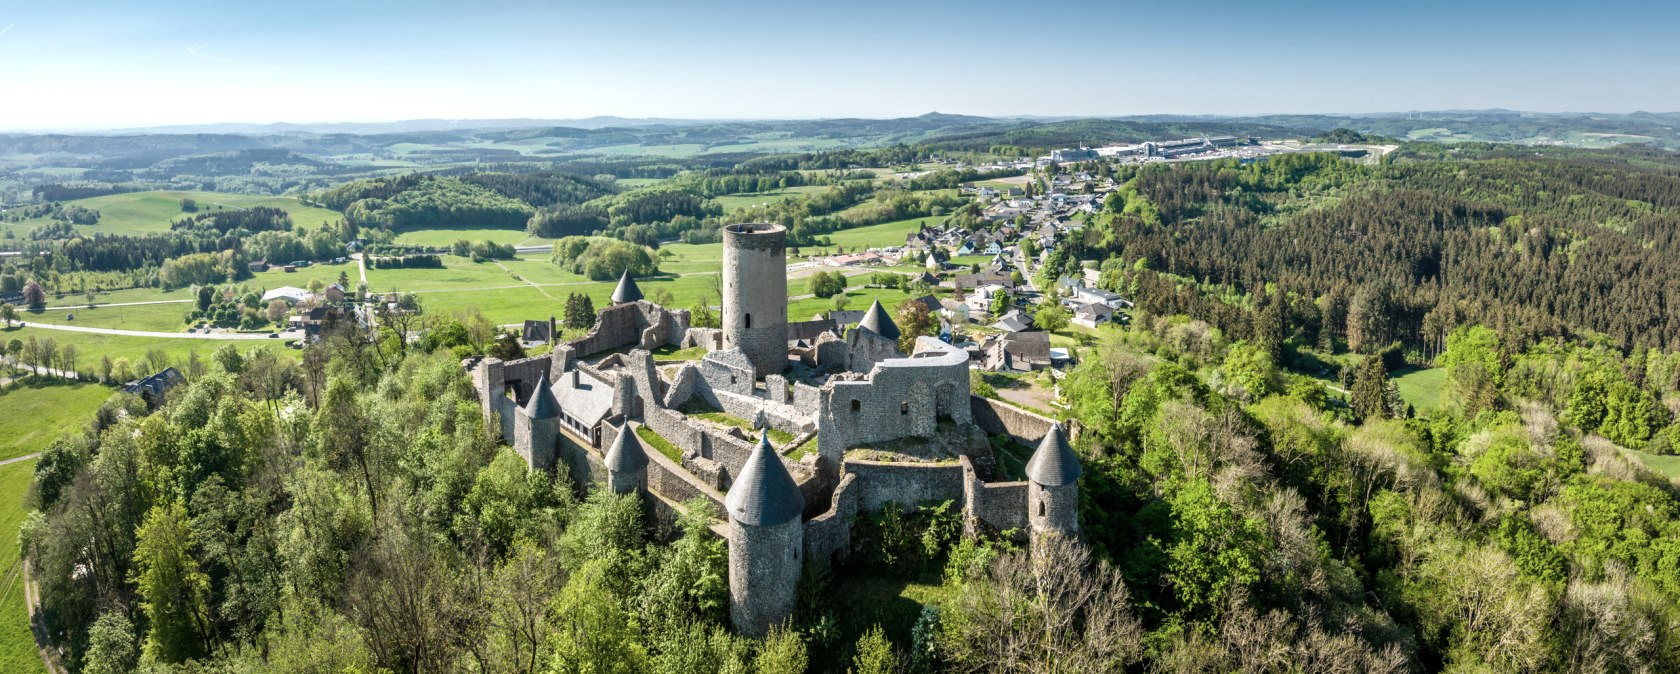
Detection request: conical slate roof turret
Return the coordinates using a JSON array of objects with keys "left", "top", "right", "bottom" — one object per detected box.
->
[
  {"left": 605, "top": 422, "right": 649, "bottom": 472},
  {"left": 724, "top": 430, "right": 804, "bottom": 526},
  {"left": 857, "top": 299, "right": 900, "bottom": 340},
  {"left": 524, "top": 372, "right": 562, "bottom": 419},
  {"left": 1026, "top": 422, "right": 1081, "bottom": 486},
  {"left": 611, "top": 269, "right": 643, "bottom": 304}
]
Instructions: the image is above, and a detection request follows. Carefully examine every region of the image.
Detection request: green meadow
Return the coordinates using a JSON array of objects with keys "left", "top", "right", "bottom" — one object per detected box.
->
[
  {"left": 0, "top": 459, "right": 43, "bottom": 674},
  {"left": 0, "top": 378, "right": 113, "bottom": 460},
  {"left": 5, "top": 190, "right": 342, "bottom": 237}
]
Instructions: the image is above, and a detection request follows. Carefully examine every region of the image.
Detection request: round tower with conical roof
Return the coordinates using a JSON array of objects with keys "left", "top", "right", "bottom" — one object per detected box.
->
[
  {"left": 611, "top": 269, "right": 644, "bottom": 305},
  {"left": 516, "top": 371, "right": 562, "bottom": 472},
  {"left": 1026, "top": 422, "right": 1081, "bottom": 539},
  {"left": 726, "top": 430, "right": 804, "bottom": 637},
  {"left": 846, "top": 298, "right": 903, "bottom": 372},
  {"left": 722, "top": 223, "right": 787, "bottom": 377},
  {"left": 604, "top": 422, "right": 649, "bottom": 496}
]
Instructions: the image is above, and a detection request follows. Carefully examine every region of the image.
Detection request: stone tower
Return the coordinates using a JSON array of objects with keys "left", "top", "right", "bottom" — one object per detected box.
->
[
  {"left": 604, "top": 422, "right": 649, "bottom": 496},
  {"left": 726, "top": 430, "right": 804, "bottom": 637},
  {"left": 722, "top": 223, "right": 787, "bottom": 377},
  {"left": 1025, "top": 422, "right": 1081, "bottom": 539},
  {"left": 515, "top": 371, "right": 561, "bottom": 472},
  {"left": 846, "top": 298, "right": 903, "bottom": 372}
]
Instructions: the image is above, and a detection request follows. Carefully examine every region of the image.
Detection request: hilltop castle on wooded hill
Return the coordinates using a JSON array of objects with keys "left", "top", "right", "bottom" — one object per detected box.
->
[{"left": 467, "top": 223, "right": 1080, "bottom": 636}]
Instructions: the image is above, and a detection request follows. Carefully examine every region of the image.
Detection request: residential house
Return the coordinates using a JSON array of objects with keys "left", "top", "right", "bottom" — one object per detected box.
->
[
  {"left": 122, "top": 367, "right": 186, "bottom": 406},
  {"left": 987, "top": 331, "right": 1051, "bottom": 371},
  {"left": 991, "top": 309, "right": 1034, "bottom": 333}
]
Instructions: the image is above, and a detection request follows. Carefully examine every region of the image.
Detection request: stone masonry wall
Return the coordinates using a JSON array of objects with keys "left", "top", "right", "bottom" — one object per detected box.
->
[
  {"left": 961, "top": 456, "right": 1028, "bottom": 534},
  {"left": 970, "top": 396, "right": 1057, "bottom": 448},
  {"left": 802, "top": 472, "right": 859, "bottom": 572},
  {"left": 842, "top": 458, "right": 966, "bottom": 513}
]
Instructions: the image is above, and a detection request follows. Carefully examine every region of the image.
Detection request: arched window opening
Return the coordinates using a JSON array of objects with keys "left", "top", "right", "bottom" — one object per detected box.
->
[
  {"left": 745, "top": 313, "right": 752, "bottom": 329},
  {"left": 900, "top": 402, "right": 909, "bottom": 415}
]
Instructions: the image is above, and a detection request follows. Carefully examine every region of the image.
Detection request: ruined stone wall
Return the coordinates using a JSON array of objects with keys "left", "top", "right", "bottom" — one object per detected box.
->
[
  {"left": 845, "top": 330, "right": 901, "bottom": 373},
  {"left": 714, "top": 389, "right": 814, "bottom": 438},
  {"left": 567, "top": 301, "right": 684, "bottom": 358},
  {"left": 970, "top": 396, "right": 1057, "bottom": 448},
  {"left": 802, "top": 472, "right": 859, "bottom": 572},
  {"left": 700, "top": 349, "right": 756, "bottom": 397},
  {"left": 500, "top": 355, "right": 553, "bottom": 401},
  {"left": 842, "top": 458, "right": 966, "bottom": 513},
  {"left": 662, "top": 364, "right": 701, "bottom": 409},
  {"left": 555, "top": 425, "right": 605, "bottom": 489},
  {"left": 962, "top": 456, "right": 1028, "bottom": 534},
  {"left": 817, "top": 338, "right": 971, "bottom": 464}
]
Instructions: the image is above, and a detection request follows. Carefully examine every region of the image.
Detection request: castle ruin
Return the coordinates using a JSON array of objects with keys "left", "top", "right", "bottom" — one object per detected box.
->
[{"left": 467, "top": 223, "right": 1081, "bottom": 636}]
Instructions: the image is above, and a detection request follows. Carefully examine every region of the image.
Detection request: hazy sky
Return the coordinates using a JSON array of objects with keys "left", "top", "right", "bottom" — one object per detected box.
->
[{"left": 2, "top": 0, "right": 1677, "bottom": 130}]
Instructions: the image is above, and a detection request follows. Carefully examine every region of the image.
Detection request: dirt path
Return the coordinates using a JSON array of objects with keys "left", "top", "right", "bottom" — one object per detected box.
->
[
  {"left": 13, "top": 321, "right": 283, "bottom": 340},
  {"left": 493, "top": 261, "right": 559, "bottom": 302}
]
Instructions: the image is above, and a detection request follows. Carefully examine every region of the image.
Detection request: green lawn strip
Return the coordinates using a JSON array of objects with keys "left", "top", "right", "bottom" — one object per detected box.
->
[
  {"left": 635, "top": 426, "right": 684, "bottom": 463},
  {"left": 690, "top": 412, "right": 794, "bottom": 444},
  {"left": 0, "top": 378, "right": 111, "bottom": 460},
  {"left": 0, "top": 459, "right": 45, "bottom": 674}
]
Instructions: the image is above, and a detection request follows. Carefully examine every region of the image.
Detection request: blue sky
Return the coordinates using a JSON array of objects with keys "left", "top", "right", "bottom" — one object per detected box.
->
[{"left": 1, "top": 0, "right": 1676, "bottom": 129}]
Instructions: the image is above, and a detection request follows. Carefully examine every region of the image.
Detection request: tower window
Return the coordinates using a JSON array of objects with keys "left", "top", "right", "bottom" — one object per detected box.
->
[
  {"left": 1039, "top": 501, "right": 1046, "bottom": 517},
  {"left": 851, "top": 399, "right": 861, "bottom": 412},
  {"left": 900, "top": 402, "right": 909, "bottom": 415},
  {"left": 745, "top": 313, "right": 752, "bottom": 329}
]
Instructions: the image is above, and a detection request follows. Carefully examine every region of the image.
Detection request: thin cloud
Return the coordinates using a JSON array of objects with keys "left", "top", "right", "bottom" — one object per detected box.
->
[
  {"left": 184, "top": 44, "right": 244, "bottom": 65},
  {"left": 0, "top": 24, "right": 15, "bottom": 36}
]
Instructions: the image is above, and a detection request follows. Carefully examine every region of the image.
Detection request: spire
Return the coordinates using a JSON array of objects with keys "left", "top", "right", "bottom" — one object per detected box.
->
[
  {"left": 611, "top": 269, "right": 643, "bottom": 304},
  {"left": 524, "top": 371, "right": 561, "bottom": 419},
  {"left": 604, "top": 422, "right": 648, "bottom": 473},
  {"left": 1025, "top": 422, "right": 1081, "bottom": 486},
  {"left": 857, "top": 299, "right": 900, "bottom": 341},
  {"left": 724, "top": 430, "right": 804, "bottom": 526}
]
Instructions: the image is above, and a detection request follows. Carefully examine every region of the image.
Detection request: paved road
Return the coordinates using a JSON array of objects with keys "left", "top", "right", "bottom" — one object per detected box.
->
[{"left": 12, "top": 320, "right": 294, "bottom": 340}]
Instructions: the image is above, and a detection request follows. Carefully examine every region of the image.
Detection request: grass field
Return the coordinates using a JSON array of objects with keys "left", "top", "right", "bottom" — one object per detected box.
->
[
  {"left": 3, "top": 190, "right": 342, "bottom": 238},
  {"left": 1623, "top": 448, "right": 1680, "bottom": 481},
  {"left": 393, "top": 226, "right": 532, "bottom": 248},
  {"left": 1391, "top": 366, "right": 1446, "bottom": 411},
  {"left": 0, "top": 458, "right": 44, "bottom": 674},
  {"left": 823, "top": 215, "right": 947, "bottom": 251},
  {"left": 711, "top": 186, "right": 829, "bottom": 213},
  {"left": 0, "top": 378, "right": 111, "bottom": 460},
  {"left": 1, "top": 325, "right": 296, "bottom": 371}
]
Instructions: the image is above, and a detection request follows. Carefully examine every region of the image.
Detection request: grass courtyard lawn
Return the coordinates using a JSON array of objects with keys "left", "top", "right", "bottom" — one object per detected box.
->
[
  {"left": 393, "top": 226, "right": 531, "bottom": 248},
  {"left": 689, "top": 411, "right": 795, "bottom": 444},
  {"left": 1391, "top": 366, "right": 1447, "bottom": 411},
  {"left": 822, "top": 215, "right": 948, "bottom": 251},
  {"left": 0, "top": 458, "right": 44, "bottom": 674},
  {"left": 635, "top": 426, "right": 683, "bottom": 463},
  {"left": 0, "top": 378, "right": 112, "bottom": 460},
  {"left": 1, "top": 326, "right": 297, "bottom": 372},
  {"left": 711, "top": 186, "right": 829, "bottom": 213},
  {"left": 6, "top": 190, "right": 341, "bottom": 237}
]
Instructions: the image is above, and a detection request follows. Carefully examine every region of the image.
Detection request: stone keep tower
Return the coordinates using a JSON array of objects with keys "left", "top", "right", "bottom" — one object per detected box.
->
[
  {"left": 722, "top": 223, "right": 788, "bottom": 377},
  {"left": 726, "top": 430, "right": 804, "bottom": 637},
  {"left": 1026, "top": 422, "right": 1081, "bottom": 539}
]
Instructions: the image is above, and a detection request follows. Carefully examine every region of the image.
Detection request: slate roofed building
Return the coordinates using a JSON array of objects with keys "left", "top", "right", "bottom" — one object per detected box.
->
[
  {"left": 522, "top": 319, "right": 554, "bottom": 346},
  {"left": 991, "top": 309, "right": 1034, "bottom": 333},
  {"left": 122, "top": 367, "right": 186, "bottom": 404}
]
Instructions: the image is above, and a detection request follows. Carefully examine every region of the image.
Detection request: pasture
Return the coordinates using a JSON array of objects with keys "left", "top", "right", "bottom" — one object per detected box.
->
[
  {"left": 0, "top": 458, "right": 43, "bottom": 674},
  {"left": 5, "top": 190, "right": 341, "bottom": 237},
  {"left": 0, "top": 378, "right": 112, "bottom": 460}
]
